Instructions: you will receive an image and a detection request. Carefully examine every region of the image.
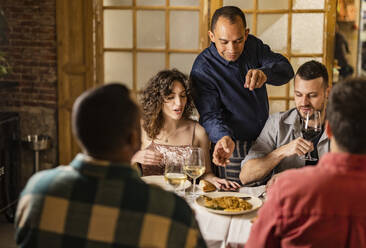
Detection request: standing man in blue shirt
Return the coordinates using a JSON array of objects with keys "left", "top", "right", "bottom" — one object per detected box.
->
[{"left": 190, "top": 6, "right": 294, "bottom": 183}]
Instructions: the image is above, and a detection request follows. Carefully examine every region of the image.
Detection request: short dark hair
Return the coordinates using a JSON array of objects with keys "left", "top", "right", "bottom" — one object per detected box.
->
[
  {"left": 326, "top": 78, "right": 366, "bottom": 153},
  {"left": 72, "top": 83, "right": 139, "bottom": 155},
  {"left": 295, "top": 60, "right": 329, "bottom": 88},
  {"left": 211, "top": 6, "right": 247, "bottom": 31}
]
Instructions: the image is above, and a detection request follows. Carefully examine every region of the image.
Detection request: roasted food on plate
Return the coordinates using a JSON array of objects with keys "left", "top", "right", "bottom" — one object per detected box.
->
[{"left": 203, "top": 196, "right": 252, "bottom": 212}]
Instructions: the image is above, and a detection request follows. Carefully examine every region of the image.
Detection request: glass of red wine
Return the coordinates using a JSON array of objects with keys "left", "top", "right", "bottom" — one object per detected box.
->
[{"left": 300, "top": 110, "right": 322, "bottom": 161}]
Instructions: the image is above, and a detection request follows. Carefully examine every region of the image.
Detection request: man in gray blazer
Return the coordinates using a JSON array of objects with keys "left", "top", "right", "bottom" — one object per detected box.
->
[{"left": 240, "top": 60, "right": 330, "bottom": 186}]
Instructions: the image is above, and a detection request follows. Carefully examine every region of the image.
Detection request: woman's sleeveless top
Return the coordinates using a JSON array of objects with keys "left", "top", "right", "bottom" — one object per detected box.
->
[{"left": 141, "top": 123, "right": 196, "bottom": 176}]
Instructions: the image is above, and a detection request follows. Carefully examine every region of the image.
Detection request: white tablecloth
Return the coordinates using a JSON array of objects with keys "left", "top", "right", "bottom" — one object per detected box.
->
[{"left": 141, "top": 176, "right": 265, "bottom": 247}]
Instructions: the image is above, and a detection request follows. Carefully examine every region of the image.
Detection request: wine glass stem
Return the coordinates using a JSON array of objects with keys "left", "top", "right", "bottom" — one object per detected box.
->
[
  {"left": 306, "top": 152, "right": 311, "bottom": 159},
  {"left": 192, "top": 179, "right": 196, "bottom": 196}
]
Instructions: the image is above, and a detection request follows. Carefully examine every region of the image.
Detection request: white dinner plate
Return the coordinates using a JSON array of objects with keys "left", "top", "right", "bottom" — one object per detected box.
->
[
  {"left": 141, "top": 175, "right": 191, "bottom": 192},
  {"left": 195, "top": 192, "right": 262, "bottom": 215}
]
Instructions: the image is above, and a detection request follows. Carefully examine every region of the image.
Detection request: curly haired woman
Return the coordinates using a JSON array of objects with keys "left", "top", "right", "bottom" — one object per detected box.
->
[{"left": 131, "top": 69, "right": 240, "bottom": 190}]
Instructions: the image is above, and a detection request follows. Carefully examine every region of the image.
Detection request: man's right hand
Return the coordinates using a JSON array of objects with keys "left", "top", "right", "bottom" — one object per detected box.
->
[
  {"left": 131, "top": 149, "right": 163, "bottom": 165},
  {"left": 281, "top": 137, "right": 314, "bottom": 157},
  {"left": 244, "top": 69, "right": 267, "bottom": 91},
  {"left": 212, "top": 136, "right": 235, "bottom": 166}
]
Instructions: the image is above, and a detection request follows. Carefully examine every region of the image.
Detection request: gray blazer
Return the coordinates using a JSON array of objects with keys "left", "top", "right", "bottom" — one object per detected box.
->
[{"left": 241, "top": 108, "right": 330, "bottom": 184}]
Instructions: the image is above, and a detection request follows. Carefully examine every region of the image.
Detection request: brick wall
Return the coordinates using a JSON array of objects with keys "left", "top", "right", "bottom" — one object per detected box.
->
[
  {"left": 0, "top": 0, "right": 57, "bottom": 108},
  {"left": 0, "top": 0, "right": 58, "bottom": 186}
]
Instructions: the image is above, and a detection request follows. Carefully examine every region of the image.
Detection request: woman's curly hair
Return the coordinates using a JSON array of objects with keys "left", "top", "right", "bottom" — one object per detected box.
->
[{"left": 141, "top": 69, "right": 194, "bottom": 139}]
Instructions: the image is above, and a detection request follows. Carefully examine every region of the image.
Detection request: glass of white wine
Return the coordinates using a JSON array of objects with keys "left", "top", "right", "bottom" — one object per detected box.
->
[
  {"left": 184, "top": 147, "right": 205, "bottom": 197},
  {"left": 164, "top": 156, "right": 187, "bottom": 195}
]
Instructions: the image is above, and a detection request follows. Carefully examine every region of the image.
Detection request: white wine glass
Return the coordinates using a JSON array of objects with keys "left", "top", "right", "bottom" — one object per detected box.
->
[
  {"left": 164, "top": 156, "right": 187, "bottom": 195},
  {"left": 184, "top": 147, "right": 205, "bottom": 197},
  {"left": 300, "top": 110, "right": 322, "bottom": 161}
]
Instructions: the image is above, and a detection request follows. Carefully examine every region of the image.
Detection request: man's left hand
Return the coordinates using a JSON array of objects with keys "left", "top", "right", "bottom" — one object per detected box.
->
[{"left": 244, "top": 69, "right": 267, "bottom": 91}]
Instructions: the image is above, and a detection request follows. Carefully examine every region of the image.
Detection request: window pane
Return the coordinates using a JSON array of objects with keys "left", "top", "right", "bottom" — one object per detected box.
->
[
  {"left": 170, "top": 11, "right": 199, "bottom": 50},
  {"left": 170, "top": 53, "right": 197, "bottom": 75},
  {"left": 289, "top": 79, "right": 294, "bottom": 97},
  {"left": 104, "top": 52, "right": 133, "bottom": 89},
  {"left": 290, "top": 57, "right": 322, "bottom": 97},
  {"left": 223, "top": 0, "right": 253, "bottom": 9},
  {"left": 293, "top": 0, "right": 324, "bottom": 10},
  {"left": 137, "top": 53, "right": 165, "bottom": 90},
  {"left": 103, "top": 0, "right": 132, "bottom": 6},
  {"left": 170, "top": 0, "right": 199, "bottom": 6},
  {"left": 137, "top": 11, "right": 165, "bottom": 49},
  {"left": 289, "top": 100, "right": 295, "bottom": 109},
  {"left": 258, "top": 0, "right": 288, "bottom": 10},
  {"left": 137, "top": 0, "right": 165, "bottom": 6},
  {"left": 257, "top": 14, "right": 288, "bottom": 53},
  {"left": 267, "top": 84, "right": 287, "bottom": 97},
  {"left": 104, "top": 10, "right": 132, "bottom": 48},
  {"left": 269, "top": 100, "right": 286, "bottom": 114},
  {"left": 246, "top": 13, "right": 253, "bottom": 30},
  {"left": 292, "top": 13, "right": 323, "bottom": 54},
  {"left": 290, "top": 57, "right": 323, "bottom": 74}
]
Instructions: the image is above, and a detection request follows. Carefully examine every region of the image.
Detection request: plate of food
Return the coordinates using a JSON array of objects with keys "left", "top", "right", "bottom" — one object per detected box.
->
[
  {"left": 141, "top": 175, "right": 191, "bottom": 191},
  {"left": 195, "top": 192, "right": 262, "bottom": 215}
]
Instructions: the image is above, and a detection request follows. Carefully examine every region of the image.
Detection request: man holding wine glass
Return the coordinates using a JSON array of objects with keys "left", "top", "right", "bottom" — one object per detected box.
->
[
  {"left": 246, "top": 77, "right": 366, "bottom": 248},
  {"left": 240, "top": 60, "right": 330, "bottom": 186}
]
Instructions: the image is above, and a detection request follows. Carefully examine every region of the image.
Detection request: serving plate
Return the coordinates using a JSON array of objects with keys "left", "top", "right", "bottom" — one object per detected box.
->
[{"left": 195, "top": 192, "right": 262, "bottom": 215}]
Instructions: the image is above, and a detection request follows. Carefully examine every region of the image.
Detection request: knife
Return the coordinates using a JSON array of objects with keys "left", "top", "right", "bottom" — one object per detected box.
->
[{"left": 218, "top": 188, "right": 239, "bottom": 192}]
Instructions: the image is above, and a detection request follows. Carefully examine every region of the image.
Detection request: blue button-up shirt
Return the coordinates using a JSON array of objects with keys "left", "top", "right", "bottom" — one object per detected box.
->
[{"left": 190, "top": 35, "right": 294, "bottom": 143}]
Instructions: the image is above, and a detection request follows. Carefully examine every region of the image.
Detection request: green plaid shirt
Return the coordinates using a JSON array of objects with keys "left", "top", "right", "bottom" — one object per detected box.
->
[{"left": 15, "top": 154, "right": 206, "bottom": 248}]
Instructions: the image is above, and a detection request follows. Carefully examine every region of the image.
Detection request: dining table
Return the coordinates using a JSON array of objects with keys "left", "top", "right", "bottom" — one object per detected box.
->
[{"left": 141, "top": 175, "right": 266, "bottom": 248}]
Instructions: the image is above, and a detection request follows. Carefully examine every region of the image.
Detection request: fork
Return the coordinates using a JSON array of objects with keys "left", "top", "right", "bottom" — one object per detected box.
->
[
  {"left": 258, "top": 191, "right": 266, "bottom": 199},
  {"left": 218, "top": 188, "right": 239, "bottom": 192}
]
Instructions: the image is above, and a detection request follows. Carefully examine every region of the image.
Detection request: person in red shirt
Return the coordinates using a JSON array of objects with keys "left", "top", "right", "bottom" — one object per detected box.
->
[{"left": 246, "top": 78, "right": 366, "bottom": 248}]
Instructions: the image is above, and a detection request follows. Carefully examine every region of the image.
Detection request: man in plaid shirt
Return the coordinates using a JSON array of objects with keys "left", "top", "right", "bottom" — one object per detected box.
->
[{"left": 15, "top": 83, "right": 206, "bottom": 248}]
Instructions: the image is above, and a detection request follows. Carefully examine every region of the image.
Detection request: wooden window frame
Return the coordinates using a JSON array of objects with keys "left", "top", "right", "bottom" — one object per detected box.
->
[{"left": 96, "top": 0, "right": 209, "bottom": 97}]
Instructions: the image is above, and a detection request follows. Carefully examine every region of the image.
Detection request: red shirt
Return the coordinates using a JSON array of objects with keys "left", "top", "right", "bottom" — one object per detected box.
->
[{"left": 246, "top": 152, "right": 366, "bottom": 248}]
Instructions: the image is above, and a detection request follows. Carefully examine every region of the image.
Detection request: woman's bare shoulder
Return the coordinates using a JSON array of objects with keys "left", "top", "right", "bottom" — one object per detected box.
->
[
  {"left": 192, "top": 121, "right": 207, "bottom": 135},
  {"left": 188, "top": 120, "right": 209, "bottom": 145}
]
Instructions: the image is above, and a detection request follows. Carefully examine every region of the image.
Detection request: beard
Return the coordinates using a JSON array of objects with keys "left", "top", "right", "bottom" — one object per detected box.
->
[{"left": 296, "top": 102, "right": 325, "bottom": 119}]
